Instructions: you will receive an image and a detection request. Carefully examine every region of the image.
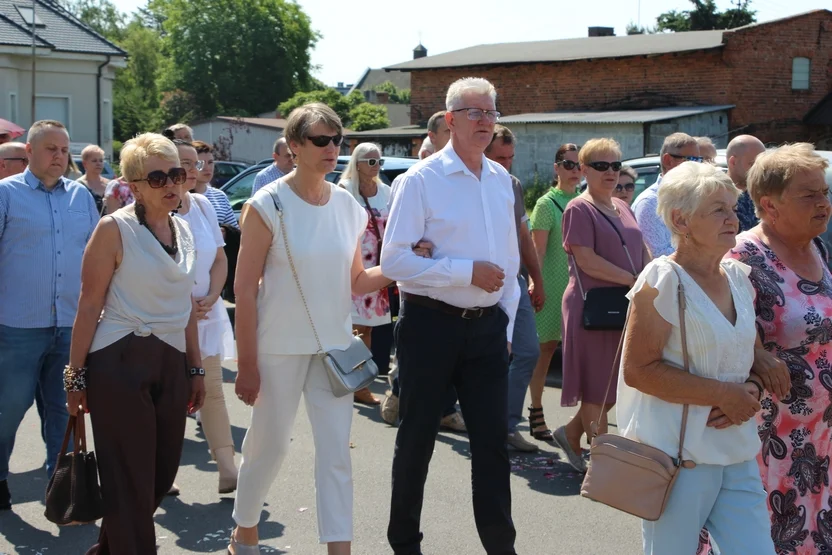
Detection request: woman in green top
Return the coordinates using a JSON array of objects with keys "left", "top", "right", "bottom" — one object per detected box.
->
[{"left": 527, "top": 143, "right": 582, "bottom": 441}]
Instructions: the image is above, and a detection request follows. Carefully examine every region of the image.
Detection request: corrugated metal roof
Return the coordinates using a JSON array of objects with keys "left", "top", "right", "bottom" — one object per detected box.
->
[
  {"left": 0, "top": 0, "right": 125, "bottom": 56},
  {"left": 386, "top": 30, "right": 725, "bottom": 71},
  {"left": 346, "top": 125, "right": 426, "bottom": 138},
  {"left": 499, "top": 106, "right": 735, "bottom": 125}
]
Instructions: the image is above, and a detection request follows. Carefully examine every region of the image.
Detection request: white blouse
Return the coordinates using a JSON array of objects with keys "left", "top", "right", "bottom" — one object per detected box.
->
[
  {"left": 616, "top": 257, "right": 761, "bottom": 466},
  {"left": 178, "top": 193, "right": 236, "bottom": 360},
  {"left": 247, "top": 179, "right": 368, "bottom": 355}
]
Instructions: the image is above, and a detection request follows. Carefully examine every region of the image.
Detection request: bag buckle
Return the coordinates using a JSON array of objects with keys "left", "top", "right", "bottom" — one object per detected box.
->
[{"left": 461, "top": 307, "right": 483, "bottom": 319}]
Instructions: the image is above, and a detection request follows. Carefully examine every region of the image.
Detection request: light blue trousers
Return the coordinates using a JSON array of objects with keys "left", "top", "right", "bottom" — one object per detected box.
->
[{"left": 643, "top": 458, "right": 775, "bottom": 555}]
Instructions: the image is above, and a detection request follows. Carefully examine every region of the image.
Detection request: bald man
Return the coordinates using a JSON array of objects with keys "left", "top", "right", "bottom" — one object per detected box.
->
[
  {"left": 727, "top": 134, "right": 766, "bottom": 232},
  {"left": 0, "top": 142, "right": 27, "bottom": 179}
]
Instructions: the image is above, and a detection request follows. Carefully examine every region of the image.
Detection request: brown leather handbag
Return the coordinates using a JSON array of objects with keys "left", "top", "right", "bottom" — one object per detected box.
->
[
  {"left": 580, "top": 265, "right": 695, "bottom": 521},
  {"left": 44, "top": 414, "right": 104, "bottom": 526}
]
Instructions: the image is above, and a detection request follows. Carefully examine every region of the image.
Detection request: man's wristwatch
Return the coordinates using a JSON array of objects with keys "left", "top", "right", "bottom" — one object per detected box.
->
[{"left": 189, "top": 367, "right": 206, "bottom": 378}]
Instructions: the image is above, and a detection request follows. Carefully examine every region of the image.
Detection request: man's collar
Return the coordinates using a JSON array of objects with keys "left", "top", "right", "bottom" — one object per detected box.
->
[
  {"left": 24, "top": 168, "right": 67, "bottom": 191},
  {"left": 440, "top": 143, "right": 498, "bottom": 178}
]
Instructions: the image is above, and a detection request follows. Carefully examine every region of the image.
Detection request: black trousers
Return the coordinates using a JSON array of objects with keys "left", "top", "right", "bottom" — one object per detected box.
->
[
  {"left": 388, "top": 301, "right": 516, "bottom": 555},
  {"left": 85, "top": 334, "right": 189, "bottom": 555}
]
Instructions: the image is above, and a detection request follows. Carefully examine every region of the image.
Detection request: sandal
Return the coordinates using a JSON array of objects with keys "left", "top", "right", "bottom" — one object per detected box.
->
[{"left": 527, "top": 406, "right": 554, "bottom": 441}]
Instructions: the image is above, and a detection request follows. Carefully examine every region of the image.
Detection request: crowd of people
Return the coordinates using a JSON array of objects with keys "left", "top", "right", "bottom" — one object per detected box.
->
[{"left": 0, "top": 73, "right": 830, "bottom": 555}]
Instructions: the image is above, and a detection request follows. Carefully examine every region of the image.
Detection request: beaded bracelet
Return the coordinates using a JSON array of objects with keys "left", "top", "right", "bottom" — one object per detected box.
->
[{"left": 64, "top": 365, "right": 87, "bottom": 392}]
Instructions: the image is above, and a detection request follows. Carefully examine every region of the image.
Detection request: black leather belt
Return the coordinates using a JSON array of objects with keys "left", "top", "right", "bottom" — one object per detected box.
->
[{"left": 401, "top": 292, "right": 497, "bottom": 319}]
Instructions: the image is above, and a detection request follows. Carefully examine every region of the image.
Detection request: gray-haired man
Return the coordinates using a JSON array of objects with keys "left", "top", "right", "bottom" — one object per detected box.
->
[{"left": 251, "top": 137, "right": 294, "bottom": 195}]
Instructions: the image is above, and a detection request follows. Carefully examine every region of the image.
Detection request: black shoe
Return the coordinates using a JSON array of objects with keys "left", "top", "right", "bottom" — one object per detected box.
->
[{"left": 0, "top": 480, "right": 11, "bottom": 510}]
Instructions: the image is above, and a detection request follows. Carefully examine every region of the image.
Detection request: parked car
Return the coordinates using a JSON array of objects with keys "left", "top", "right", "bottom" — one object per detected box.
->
[
  {"left": 72, "top": 156, "right": 116, "bottom": 180},
  {"left": 212, "top": 161, "right": 249, "bottom": 188},
  {"left": 220, "top": 156, "right": 419, "bottom": 217},
  {"left": 622, "top": 149, "right": 729, "bottom": 201}
]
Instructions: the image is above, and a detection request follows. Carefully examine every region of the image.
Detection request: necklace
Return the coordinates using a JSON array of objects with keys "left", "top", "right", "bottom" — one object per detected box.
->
[
  {"left": 289, "top": 178, "right": 326, "bottom": 206},
  {"left": 137, "top": 207, "right": 178, "bottom": 256}
]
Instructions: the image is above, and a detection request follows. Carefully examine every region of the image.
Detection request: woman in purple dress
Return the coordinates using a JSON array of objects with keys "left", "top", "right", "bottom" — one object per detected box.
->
[{"left": 556, "top": 138, "right": 651, "bottom": 472}]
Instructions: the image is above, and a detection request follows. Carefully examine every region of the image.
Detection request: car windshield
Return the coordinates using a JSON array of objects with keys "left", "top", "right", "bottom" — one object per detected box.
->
[{"left": 224, "top": 171, "right": 258, "bottom": 211}]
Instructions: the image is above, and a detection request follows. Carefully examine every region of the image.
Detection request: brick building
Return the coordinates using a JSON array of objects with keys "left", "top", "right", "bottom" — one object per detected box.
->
[{"left": 386, "top": 10, "right": 832, "bottom": 182}]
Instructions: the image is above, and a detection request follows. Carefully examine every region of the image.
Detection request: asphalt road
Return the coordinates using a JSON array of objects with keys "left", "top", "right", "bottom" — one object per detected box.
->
[{"left": 0, "top": 361, "right": 642, "bottom": 555}]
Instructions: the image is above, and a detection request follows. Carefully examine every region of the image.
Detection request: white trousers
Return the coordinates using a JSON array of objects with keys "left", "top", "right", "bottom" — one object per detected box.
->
[{"left": 232, "top": 354, "right": 354, "bottom": 543}]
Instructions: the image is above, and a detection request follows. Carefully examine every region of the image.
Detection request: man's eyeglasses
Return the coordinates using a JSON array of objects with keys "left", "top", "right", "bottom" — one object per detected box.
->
[
  {"left": 359, "top": 158, "right": 384, "bottom": 167},
  {"left": 180, "top": 160, "right": 205, "bottom": 171},
  {"left": 307, "top": 134, "right": 344, "bottom": 147},
  {"left": 615, "top": 182, "right": 635, "bottom": 193},
  {"left": 1, "top": 157, "right": 27, "bottom": 162},
  {"left": 450, "top": 108, "right": 501, "bottom": 123},
  {"left": 556, "top": 160, "right": 580, "bottom": 171},
  {"left": 668, "top": 153, "right": 704, "bottom": 163},
  {"left": 586, "top": 161, "right": 622, "bottom": 172},
  {"left": 129, "top": 168, "right": 187, "bottom": 188}
]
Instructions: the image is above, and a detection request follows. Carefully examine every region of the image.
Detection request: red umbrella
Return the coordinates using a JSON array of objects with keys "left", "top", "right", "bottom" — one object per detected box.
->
[{"left": 0, "top": 118, "right": 25, "bottom": 139}]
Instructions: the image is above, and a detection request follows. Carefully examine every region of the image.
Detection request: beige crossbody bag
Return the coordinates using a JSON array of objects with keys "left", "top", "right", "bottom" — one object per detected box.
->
[{"left": 580, "top": 264, "right": 695, "bottom": 521}]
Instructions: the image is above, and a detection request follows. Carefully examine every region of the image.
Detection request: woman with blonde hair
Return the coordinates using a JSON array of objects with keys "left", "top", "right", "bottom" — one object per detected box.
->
[
  {"left": 66, "top": 132, "right": 205, "bottom": 554},
  {"left": 77, "top": 144, "right": 107, "bottom": 214},
  {"left": 557, "top": 138, "right": 650, "bottom": 471},
  {"left": 339, "top": 142, "right": 391, "bottom": 406},
  {"left": 230, "top": 103, "right": 392, "bottom": 554},
  {"left": 726, "top": 143, "right": 832, "bottom": 553}
]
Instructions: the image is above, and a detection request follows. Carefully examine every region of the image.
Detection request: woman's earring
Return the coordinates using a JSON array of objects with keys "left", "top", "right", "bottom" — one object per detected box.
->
[{"left": 685, "top": 233, "right": 690, "bottom": 240}]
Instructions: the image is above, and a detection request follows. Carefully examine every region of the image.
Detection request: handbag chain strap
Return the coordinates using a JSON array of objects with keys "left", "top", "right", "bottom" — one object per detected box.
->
[
  {"left": 596, "top": 262, "right": 691, "bottom": 467},
  {"left": 571, "top": 199, "right": 637, "bottom": 301},
  {"left": 267, "top": 186, "right": 325, "bottom": 355}
]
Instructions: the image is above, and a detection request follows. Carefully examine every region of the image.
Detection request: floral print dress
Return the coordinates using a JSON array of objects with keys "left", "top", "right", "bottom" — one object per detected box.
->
[
  {"left": 347, "top": 182, "right": 392, "bottom": 327},
  {"left": 727, "top": 231, "right": 832, "bottom": 554}
]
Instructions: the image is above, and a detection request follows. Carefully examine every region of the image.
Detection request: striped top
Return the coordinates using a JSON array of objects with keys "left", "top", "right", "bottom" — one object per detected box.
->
[
  {"left": 0, "top": 168, "right": 99, "bottom": 328},
  {"left": 201, "top": 185, "right": 239, "bottom": 229},
  {"left": 251, "top": 163, "right": 285, "bottom": 196}
]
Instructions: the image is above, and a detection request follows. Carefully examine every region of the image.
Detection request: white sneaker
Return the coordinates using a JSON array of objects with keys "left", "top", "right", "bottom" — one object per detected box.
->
[{"left": 507, "top": 431, "right": 539, "bottom": 452}]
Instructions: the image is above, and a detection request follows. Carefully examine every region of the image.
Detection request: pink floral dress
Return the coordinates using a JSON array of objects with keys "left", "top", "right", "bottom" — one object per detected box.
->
[
  {"left": 347, "top": 182, "right": 391, "bottom": 327},
  {"left": 726, "top": 231, "right": 832, "bottom": 554}
]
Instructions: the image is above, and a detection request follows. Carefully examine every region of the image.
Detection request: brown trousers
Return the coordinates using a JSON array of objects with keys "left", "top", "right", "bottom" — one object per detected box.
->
[{"left": 85, "top": 334, "right": 189, "bottom": 555}]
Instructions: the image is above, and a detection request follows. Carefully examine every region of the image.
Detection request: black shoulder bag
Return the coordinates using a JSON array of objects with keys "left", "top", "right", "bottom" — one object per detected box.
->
[{"left": 573, "top": 202, "right": 638, "bottom": 331}]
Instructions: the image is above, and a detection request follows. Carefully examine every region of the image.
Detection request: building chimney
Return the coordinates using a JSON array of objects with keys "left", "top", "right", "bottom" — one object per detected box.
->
[
  {"left": 413, "top": 43, "right": 427, "bottom": 59},
  {"left": 588, "top": 26, "right": 615, "bottom": 37},
  {"left": 337, "top": 81, "right": 344, "bottom": 88},
  {"left": 376, "top": 91, "right": 389, "bottom": 104}
]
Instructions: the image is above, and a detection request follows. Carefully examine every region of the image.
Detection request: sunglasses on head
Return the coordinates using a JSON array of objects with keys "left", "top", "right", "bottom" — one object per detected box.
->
[
  {"left": 557, "top": 160, "right": 580, "bottom": 170},
  {"left": 586, "top": 161, "right": 622, "bottom": 172},
  {"left": 129, "top": 168, "right": 187, "bottom": 188},
  {"left": 359, "top": 158, "right": 384, "bottom": 167},
  {"left": 615, "top": 182, "right": 635, "bottom": 192},
  {"left": 307, "top": 134, "right": 344, "bottom": 148},
  {"left": 668, "top": 153, "right": 704, "bottom": 163}
]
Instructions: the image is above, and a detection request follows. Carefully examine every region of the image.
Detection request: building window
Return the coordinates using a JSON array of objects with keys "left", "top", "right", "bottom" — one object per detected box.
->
[
  {"left": 9, "top": 93, "right": 18, "bottom": 123},
  {"left": 15, "top": 5, "right": 45, "bottom": 27},
  {"left": 35, "top": 96, "right": 70, "bottom": 134},
  {"left": 792, "top": 57, "right": 810, "bottom": 90}
]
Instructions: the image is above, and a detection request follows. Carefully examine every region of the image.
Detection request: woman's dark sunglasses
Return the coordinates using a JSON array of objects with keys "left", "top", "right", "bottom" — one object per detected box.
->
[
  {"left": 359, "top": 158, "right": 384, "bottom": 167},
  {"left": 587, "top": 161, "right": 623, "bottom": 172},
  {"left": 615, "top": 183, "right": 635, "bottom": 193},
  {"left": 557, "top": 160, "right": 580, "bottom": 170},
  {"left": 129, "top": 168, "right": 187, "bottom": 188},
  {"left": 307, "top": 134, "right": 344, "bottom": 147}
]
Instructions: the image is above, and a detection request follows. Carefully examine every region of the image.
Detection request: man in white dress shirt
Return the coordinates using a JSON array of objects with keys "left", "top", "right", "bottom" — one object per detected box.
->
[
  {"left": 382, "top": 77, "right": 520, "bottom": 555},
  {"left": 251, "top": 137, "right": 294, "bottom": 196}
]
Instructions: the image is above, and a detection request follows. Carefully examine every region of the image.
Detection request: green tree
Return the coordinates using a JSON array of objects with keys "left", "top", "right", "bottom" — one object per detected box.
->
[
  {"left": 374, "top": 81, "right": 411, "bottom": 104},
  {"left": 348, "top": 103, "right": 390, "bottom": 131},
  {"left": 278, "top": 88, "right": 352, "bottom": 122},
  {"left": 61, "top": 0, "right": 125, "bottom": 41},
  {"left": 626, "top": 21, "right": 656, "bottom": 35},
  {"left": 656, "top": 0, "right": 755, "bottom": 32},
  {"left": 149, "top": 0, "right": 319, "bottom": 119}
]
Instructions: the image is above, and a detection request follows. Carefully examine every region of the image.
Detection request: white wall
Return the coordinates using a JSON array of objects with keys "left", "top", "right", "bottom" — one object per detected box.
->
[
  {"left": 502, "top": 122, "right": 644, "bottom": 186},
  {"left": 190, "top": 120, "right": 282, "bottom": 164},
  {"left": 0, "top": 52, "right": 118, "bottom": 158}
]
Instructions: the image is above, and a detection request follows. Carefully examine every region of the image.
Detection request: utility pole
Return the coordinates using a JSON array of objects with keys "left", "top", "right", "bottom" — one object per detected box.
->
[{"left": 30, "top": 0, "right": 36, "bottom": 124}]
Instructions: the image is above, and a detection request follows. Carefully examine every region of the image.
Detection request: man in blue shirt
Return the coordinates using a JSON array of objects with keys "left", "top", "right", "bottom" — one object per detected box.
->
[
  {"left": 726, "top": 134, "right": 766, "bottom": 232},
  {"left": 0, "top": 120, "right": 98, "bottom": 510},
  {"left": 251, "top": 137, "right": 294, "bottom": 196}
]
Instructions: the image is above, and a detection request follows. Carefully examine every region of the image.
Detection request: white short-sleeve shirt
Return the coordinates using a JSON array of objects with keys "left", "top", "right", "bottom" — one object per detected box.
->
[
  {"left": 616, "top": 257, "right": 761, "bottom": 466},
  {"left": 247, "top": 179, "right": 368, "bottom": 355}
]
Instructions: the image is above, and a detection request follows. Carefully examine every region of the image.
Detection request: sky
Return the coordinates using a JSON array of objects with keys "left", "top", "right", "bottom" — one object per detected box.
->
[{"left": 110, "top": 0, "right": 827, "bottom": 87}]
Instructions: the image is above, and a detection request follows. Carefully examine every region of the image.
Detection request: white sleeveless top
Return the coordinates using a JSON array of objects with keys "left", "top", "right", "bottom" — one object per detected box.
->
[
  {"left": 90, "top": 205, "right": 197, "bottom": 353},
  {"left": 616, "top": 257, "right": 761, "bottom": 466},
  {"left": 247, "top": 179, "right": 367, "bottom": 355}
]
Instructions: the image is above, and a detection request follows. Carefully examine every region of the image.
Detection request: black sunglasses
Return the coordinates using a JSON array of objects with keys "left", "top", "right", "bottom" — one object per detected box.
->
[
  {"left": 586, "top": 161, "right": 622, "bottom": 172},
  {"left": 1, "top": 157, "right": 27, "bottom": 162},
  {"left": 556, "top": 160, "right": 580, "bottom": 170},
  {"left": 307, "top": 134, "right": 344, "bottom": 147},
  {"left": 129, "top": 168, "right": 187, "bottom": 188},
  {"left": 668, "top": 153, "right": 704, "bottom": 163},
  {"left": 615, "top": 183, "right": 635, "bottom": 192}
]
